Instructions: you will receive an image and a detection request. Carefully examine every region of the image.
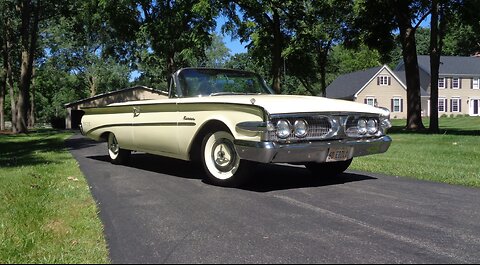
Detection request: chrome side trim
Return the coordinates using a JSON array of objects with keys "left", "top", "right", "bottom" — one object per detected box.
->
[
  {"left": 236, "top": 121, "right": 274, "bottom": 133},
  {"left": 234, "top": 136, "right": 392, "bottom": 164},
  {"left": 84, "top": 122, "right": 196, "bottom": 136}
]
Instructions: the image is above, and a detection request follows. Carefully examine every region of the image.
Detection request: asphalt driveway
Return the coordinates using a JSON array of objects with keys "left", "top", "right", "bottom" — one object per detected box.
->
[{"left": 67, "top": 134, "right": 480, "bottom": 264}]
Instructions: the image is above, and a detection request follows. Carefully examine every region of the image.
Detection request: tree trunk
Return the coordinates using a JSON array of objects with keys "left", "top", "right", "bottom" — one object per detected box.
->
[
  {"left": 166, "top": 53, "right": 176, "bottom": 90},
  {"left": 5, "top": 38, "right": 16, "bottom": 133},
  {"left": 2, "top": 10, "right": 16, "bottom": 132},
  {"left": 16, "top": 0, "right": 39, "bottom": 133},
  {"left": 88, "top": 75, "right": 98, "bottom": 97},
  {"left": 8, "top": 67, "right": 16, "bottom": 133},
  {"left": 0, "top": 69, "right": 5, "bottom": 131},
  {"left": 317, "top": 41, "right": 332, "bottom": 97},
  {"left": 429, "top": 2, "right": 447, "bottom": 134},
  {"left": 29, "top": 68, "right": 35, "bottom": 128},
  {"left": 429, "top": 0, "right": 440, "bottom": 133},
  {"left": 396, "top": 2, "right": 425, "bottom": 131},
  {"left": 270, "top": 9, "right": 282, "bottom": 94}
]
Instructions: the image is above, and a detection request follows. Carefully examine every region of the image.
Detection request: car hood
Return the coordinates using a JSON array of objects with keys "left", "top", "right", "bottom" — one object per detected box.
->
[
  {"left": 113, "top": 94, "right": 386, "bottom": 116},
  {"left": 175, "top": 94, "right": 385, "bottom": 115}
]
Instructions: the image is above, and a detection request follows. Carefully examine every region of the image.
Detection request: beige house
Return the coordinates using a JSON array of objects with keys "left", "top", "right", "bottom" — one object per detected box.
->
[
  {"left": 64, "top": 86, "right": 168, "bottom": 129},
  {"left": 327, "top": 55, "right": 480, "bottom": 119}
]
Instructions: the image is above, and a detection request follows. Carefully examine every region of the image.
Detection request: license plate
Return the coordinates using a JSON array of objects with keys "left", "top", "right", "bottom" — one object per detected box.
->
[{"left": 326, "top": 147, "right": 351, "bottom": 162}]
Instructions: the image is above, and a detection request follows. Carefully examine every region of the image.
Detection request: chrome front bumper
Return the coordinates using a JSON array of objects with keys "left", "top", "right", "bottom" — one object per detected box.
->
[{"left": 234, "top": 136, "right": 392, "bottom": 163}]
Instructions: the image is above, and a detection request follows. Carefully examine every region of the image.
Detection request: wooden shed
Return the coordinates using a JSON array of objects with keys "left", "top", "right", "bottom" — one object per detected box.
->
[{"left": 64, "top": 86, "right": 168, "bottom": 129}]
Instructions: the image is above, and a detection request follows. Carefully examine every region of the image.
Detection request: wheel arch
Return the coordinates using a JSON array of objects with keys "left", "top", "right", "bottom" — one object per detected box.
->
[
  {"left": 99, "top": 131, "right": 111, "bottom": 142},
  {"left": 188, "top": 119, "right": 232, "bottom": 162}
]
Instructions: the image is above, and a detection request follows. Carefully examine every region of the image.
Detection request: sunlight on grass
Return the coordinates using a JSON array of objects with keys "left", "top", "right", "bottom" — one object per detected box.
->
[
  {"left": 351, "top": 117, "right": 480, "bottom": 188},
  {"left": 0, "top": 131, "right": 109, "bottom": 263}
]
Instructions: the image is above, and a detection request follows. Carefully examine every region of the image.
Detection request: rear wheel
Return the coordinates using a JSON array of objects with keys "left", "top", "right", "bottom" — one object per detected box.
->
[
  {"left": 107, "top": 133, "right": 131, "bottom": 165},
  {"left": 305, "top": 158, "right": 353, "bottom": 177},
  {"left": 201, "top": 131, "right": 250, "bottom": 187}
]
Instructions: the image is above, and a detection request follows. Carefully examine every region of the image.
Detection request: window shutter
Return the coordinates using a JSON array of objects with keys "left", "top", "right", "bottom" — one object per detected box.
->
[
  {"left": 450, "top": 99, "right": 453, "bottom": 112},
  {"left": 388, "top": 77, "right": 391, "bottom": 85},
  {"left": 374, "top": 99, "right": 378, "bottom": 107},
  {"left": 459, "top": 99, "right": 462, "bottom": 112},
  {"left": 459, "top": 78, "right": 462, "bottom": 89},
  {"left": 391, "top": 99, "right": 394, "bottom": 111},
  {"left": 401, "top": 99, "right": 404, "bottom": 112},
  {"left": 472, "top": 79, "right": 474, "bottom": 89},
  {"left": 364, "top": 98, "right": 367, "bottom": 104},
  {"left": 445, "top": 99, "right": 448, "bottom": 112},
  {"left": 377, "top": 77, "right": 380, "bottom": 85},
  {"left": 449, "top": 78, "right": 452, "bottom": 89}
]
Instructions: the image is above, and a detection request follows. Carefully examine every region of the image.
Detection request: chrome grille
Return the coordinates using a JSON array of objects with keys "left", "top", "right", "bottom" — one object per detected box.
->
[{"left": 269, "top": 115, "right": 332, "bottom": 141}]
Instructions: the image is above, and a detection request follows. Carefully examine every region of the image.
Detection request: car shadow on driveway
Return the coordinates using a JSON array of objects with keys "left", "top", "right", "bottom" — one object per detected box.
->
[{"left": 87, "top": 153, "right": 376, "bottom": 193}]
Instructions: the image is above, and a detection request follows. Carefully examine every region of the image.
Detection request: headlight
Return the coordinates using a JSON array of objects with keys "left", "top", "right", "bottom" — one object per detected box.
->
[
  {"left": 276, "top": 120, "right": 291, "bottom": 139},
  {"left": 357, "top": 119, "right": 367, "bottom": 135},
  {"left": 367, "top": 119, "right": 378, "bottom": 134},
  {"left": 293, "top": 119, "right": 308, "bottom": 138}
]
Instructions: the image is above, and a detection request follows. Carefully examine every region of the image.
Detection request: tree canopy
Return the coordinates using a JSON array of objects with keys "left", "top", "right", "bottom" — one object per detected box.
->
[{"left": 0, "top": 0, "right": 478, "bottom": 133}]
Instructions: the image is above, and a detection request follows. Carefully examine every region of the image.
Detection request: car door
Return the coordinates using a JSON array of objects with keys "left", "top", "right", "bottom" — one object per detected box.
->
[{"left": 132, "top": 100, "right": 181, "bottom": 156}]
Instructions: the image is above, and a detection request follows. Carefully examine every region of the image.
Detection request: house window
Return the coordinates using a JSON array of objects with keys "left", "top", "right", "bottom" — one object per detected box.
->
[
  {"left": 378, "top": 75, "right": 390, "bottom": 86},
  {"left": 452, "top": 78, "right": 460, "bottom": 89},
  {"left": 473, "top": 78, "right": 479, "bottom": 89},
  {"left": 438, "top": 98, "right": 446, "bottom": 112},
  {"left": 438, "top": 77, "right": 445, "bottom": 89},
  {"left": 451, "top": 98, "right": 461, "bottom": 112},
  {"left": 366, "top": 97, "right": 375, "bottom": 106},
  {"left": 392, "top": 98, "right": 402, "bottom": 112}
]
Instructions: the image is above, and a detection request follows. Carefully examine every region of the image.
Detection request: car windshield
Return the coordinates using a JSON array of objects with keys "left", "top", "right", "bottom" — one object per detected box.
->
[{"left": 177, "top": 68, "right": 273, "bottom": 97}]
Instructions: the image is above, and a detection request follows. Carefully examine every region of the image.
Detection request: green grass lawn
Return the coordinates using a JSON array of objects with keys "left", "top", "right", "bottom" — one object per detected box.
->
[
  {"left": 351, "top": 116, "right": 480, "bottom": 188},
  {"left": 0, "top": 131, "right": 109, "bottom": 263}
]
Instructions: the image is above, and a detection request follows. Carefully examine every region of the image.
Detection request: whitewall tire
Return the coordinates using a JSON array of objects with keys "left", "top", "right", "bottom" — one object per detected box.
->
[
  {"left": 201, "top": 131, "right": 250, "bottom": 187},
  {"left": 107, "top": 133, "right": 131, "bottom": 165}
]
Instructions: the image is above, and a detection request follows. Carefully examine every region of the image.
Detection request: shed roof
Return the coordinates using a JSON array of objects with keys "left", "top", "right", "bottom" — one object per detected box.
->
[{"left": 64, "top": 86, "right": 168, "bottom": 108}]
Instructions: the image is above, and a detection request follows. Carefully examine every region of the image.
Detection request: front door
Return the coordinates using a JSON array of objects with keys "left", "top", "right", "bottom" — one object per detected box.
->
[
  {"left": 132, "top": 101, "right": 180, "bottom": 156},
  {"left": 471, "top": 99, "right": 480, "bottom": 116}
]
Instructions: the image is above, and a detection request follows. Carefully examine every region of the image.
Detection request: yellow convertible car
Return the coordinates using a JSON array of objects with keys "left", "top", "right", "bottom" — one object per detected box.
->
[{"left": 81, "top": 68, "right": 392, "bottom": 187}]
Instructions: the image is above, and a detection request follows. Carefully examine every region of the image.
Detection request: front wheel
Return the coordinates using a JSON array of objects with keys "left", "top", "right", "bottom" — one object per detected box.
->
[
  {"left": 107, "top": 133, "right": 131, "bottom": 165},
  {"left": 201, "top": 131, "right": 250, "bottom": 187},
  {"left": 305, "top": 158, "right": 353, "bottom": 177}
]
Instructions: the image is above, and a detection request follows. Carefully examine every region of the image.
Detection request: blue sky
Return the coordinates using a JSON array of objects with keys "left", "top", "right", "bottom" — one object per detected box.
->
[{"left": 215, "top": 16, "right": 247, "bottom": 55}]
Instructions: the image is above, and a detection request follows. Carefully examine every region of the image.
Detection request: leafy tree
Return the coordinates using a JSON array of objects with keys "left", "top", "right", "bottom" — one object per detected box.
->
[
  {"left": 351, "top": 0, "right": 431, "bottom": 131},
  {"left": 223, "top": 0, "right": 290, "bottom": 93},
  {"left": 329, "top": 44, "right": 382, "bottom": 76},
  {"left": 285, "top": 0, "right": 354, "bottom": 96},
  {"left": 137, "top": 0, "right": 219, "bottom": 83},
  {"left": 414, "top": 27, "right": 430, "bottom": 56},
  {"left": 1, "top": 0, "right": 19, "bottom": 132},
  {"left": 33, "top": 61, "right": 82, "bottom": 122},
  {"left": 202, "top": 33, "right": 231, "bottom": 68},
  {"left": 0, "top": 33, "right": 4, "bottom": 130},
  {"left": 428, "top": 0, "right": 479, "bottom": 133}
]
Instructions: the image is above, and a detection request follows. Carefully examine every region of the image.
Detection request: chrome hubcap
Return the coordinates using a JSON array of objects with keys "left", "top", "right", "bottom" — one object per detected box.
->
[
  {"left": 109, "top": 136, "right": 119, "bottom": 155},
  {"left": 212, "top": 140, "right": 236, "bottom": 172}
]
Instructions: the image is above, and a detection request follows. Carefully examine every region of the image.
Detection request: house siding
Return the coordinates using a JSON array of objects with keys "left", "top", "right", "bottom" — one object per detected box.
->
[
  {"left": 356, "top": 68, "right": 408, "bottom": 119},
  {"left": 327, "top": 56, "right": 480, "bottom": 118},
  {"left": 435, "top": 76, "right": 480, "bottom": 116}
]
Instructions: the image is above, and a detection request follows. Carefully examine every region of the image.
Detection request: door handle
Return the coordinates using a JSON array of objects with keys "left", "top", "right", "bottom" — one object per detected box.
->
[{"left": 133, "top": 107, "right": 141, "bottom": 117}]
